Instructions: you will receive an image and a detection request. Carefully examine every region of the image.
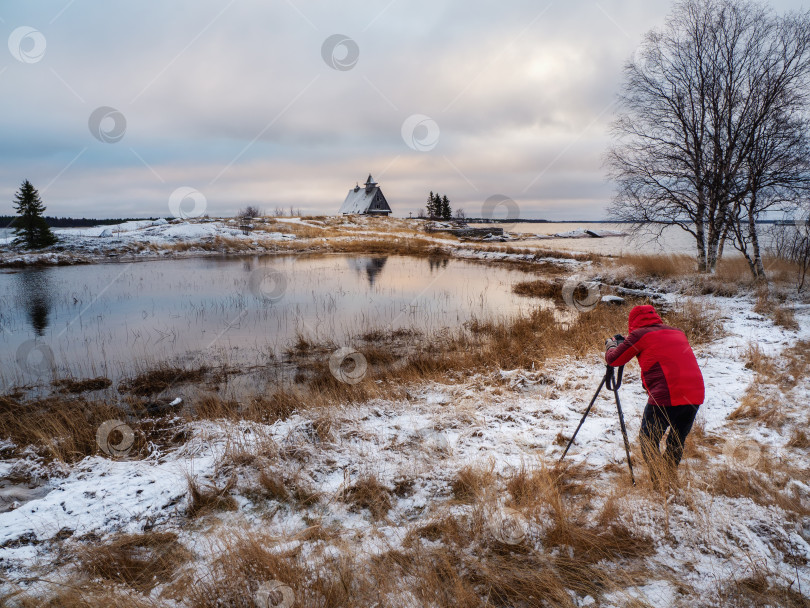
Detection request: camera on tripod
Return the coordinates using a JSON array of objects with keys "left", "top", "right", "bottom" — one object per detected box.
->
[{"left": 559, "top": 357, "right": 636, "bottom": 485}]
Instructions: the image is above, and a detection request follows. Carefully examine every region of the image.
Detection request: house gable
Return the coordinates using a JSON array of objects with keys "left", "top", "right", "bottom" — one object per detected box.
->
[{"left": 338, "top": 175, "right": 392, "bottom": 215}]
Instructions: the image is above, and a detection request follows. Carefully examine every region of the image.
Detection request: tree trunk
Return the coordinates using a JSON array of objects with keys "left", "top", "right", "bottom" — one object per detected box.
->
[
  {"left": 706, "top": 218, "right": 722, "bottom": 273},
  {"left": 695, "top": 218, "right": 708, "bottom": 272},
  {"left": 746, "top": 204, "right": 766, "bottom": 281},
  {"left": 718, "top": 229, "right": 727, "bottom": 261},
  {"left": 731, "top": 200, "right": 759, "bottom": 278},
  {"left": 740, "top": 241, "right": 758, "bottom": 278}
]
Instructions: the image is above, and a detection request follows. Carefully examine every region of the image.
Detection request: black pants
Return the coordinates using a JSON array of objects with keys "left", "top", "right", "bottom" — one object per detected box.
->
[{"left": 639, "top": 402, "right": 700, "bottom": 469}]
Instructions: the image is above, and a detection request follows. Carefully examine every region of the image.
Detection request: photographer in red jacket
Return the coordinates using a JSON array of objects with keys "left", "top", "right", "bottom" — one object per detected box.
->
[{"left": 605, "top": 305, "right": 704, "bottom": 480}]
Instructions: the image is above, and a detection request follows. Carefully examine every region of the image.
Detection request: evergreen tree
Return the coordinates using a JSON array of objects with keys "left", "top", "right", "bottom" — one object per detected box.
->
[
  {"left": 425, "top": 191, "right": 453, "bottom": 220},
  {"left": 12, "top": 180, "right": 57, "bottom": 249},
  {"left": 426, "top": 191, "right": 436, "bottom": 218},
  {"left": 440, "top": 195, "right": 452, "bottom": 220}
]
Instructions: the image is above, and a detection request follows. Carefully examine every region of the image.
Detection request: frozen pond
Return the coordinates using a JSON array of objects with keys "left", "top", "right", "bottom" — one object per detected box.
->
[{"left": 0, "top": 253, "right": 548, "bottom": 388}]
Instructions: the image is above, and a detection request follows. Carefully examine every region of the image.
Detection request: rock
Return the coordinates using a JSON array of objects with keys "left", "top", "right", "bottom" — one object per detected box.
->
[
  {"left": 98, "top": 229, "right": 112, "bottom": 237},
  {"left": 601, "top": 295, "right": 626, "bottom": 305},
  {"left": 615, "top": 286, "right": 663, "bottom": 300}
]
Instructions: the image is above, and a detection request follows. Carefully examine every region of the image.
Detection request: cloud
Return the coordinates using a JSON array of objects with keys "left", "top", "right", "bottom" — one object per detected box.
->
[{"left": 1, "top": 0, "right": 805, "bottom": 220}]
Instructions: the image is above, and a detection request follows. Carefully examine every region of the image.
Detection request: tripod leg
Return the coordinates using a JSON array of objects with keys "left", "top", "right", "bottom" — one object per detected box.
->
[
  {"left": 614, "top": 391, "right": 636, "bottom": 485},
  {"left": 559, "top": 375, "right": 607, "bottom": 462}
]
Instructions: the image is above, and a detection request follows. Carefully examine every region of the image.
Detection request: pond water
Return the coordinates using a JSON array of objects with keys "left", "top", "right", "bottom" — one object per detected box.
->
[{"left": 0, "top": 254, "right": 546, "bottom": 388}]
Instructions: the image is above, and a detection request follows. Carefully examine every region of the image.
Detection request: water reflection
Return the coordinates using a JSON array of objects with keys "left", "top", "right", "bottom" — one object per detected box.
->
[
  {"left": 14, "top": 269, "right": 53, "bottom": 336},
  {"left": 428, "top": 257, "right": 449, "bottom": 272},
  {"left": 0, "top": 254, "right": 539, "bottom": 387},
  {"left": 346, "top": 256, "right": 388, "bottom": 287}
]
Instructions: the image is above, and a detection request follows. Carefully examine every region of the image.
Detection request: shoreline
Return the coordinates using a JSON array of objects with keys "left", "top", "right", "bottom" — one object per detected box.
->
[{"left": 0, "top": 216, "right": 607, "bottom": 269}]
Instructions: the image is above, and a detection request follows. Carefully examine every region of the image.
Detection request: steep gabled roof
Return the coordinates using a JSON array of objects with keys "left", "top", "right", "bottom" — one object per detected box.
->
[{"left": 339, "top": 176, "right": 392, "bottom": 214}]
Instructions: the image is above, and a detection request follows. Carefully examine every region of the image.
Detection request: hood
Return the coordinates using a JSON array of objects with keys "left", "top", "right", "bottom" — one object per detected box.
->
[{"left": 628, "top": 305, "right": 663, "bottom": 332}]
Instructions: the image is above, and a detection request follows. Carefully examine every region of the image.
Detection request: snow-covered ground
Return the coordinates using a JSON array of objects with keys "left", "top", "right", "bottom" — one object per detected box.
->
[
  {"left": 0, "top": 218, "right": 300, "bottom": 266},
  {"left": 0, "top": 216, "right": 617, "bottom": 269},
  {"left": 1, "top": 286, "right": 808, "bottom": 606}
]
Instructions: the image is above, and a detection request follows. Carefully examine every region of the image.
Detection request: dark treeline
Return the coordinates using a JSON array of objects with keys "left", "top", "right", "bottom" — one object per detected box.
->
[{"left": 0, "top": 216, "right": 160, "bottom": 228}]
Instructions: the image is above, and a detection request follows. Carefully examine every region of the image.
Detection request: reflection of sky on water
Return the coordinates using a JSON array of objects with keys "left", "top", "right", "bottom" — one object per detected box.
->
[{"left": 0, "top": 254, "right": 541, "bottom": 385}]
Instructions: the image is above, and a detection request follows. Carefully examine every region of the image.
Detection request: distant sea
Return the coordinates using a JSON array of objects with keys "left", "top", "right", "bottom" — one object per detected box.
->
[{"left": 476, "top": 222, "right": 699, "bottom": 255}]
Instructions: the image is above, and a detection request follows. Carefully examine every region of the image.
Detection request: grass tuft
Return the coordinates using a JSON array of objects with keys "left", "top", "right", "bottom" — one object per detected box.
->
[
  {"left": 77, "top": 531, "right": 189, "bottom": 592},
  {"left": 344, "top": 475, "right": 392, "bottom": 519},
  {"left": 187, "top": 475, "right": 238, "bottom": 517}
]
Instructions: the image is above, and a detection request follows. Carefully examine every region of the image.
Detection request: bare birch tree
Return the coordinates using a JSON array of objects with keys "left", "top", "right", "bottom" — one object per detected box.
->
[{"left": 607, "top": 0, "right": 810, "bottom": 273}]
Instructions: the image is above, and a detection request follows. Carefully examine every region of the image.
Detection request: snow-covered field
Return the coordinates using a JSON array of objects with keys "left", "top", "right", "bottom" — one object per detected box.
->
[
  {"left": 0, "top": 217, "right": 302, "bottom": 266},
  {"left": 1, "top": 281, "right": 808, "bottom": 606},
  {"left": 0, "top": 216, "right": 625, "bottom": 268},
  {"left": 0, "top": 218, "right": 808, "bottom": 606}
]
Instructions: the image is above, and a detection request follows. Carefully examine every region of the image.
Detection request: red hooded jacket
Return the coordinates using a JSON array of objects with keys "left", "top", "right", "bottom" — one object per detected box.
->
[{"left": 605, "top": 305, "right": 704, "bottom": 407}]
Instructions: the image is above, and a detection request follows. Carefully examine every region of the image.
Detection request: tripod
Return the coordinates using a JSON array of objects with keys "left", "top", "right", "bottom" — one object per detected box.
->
[{"left": 559, "top": 364, "right": 636, "bottom": 485}]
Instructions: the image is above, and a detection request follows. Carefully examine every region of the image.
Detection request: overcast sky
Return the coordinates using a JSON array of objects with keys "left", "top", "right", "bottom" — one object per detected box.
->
[{"left": 1, "top": 0, "right": 806, "bottom": 220}]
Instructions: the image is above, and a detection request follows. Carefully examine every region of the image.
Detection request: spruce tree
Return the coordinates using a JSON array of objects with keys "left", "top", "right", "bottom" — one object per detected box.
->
[
  {"left": 441, "top": 195, "right": 452, "bottom": 220},
  {"left": 12, "top": 180, "right": 57, "bottom": 249},
  {"left": 426, "top": 191, "right": 436, "bottom": 218}
]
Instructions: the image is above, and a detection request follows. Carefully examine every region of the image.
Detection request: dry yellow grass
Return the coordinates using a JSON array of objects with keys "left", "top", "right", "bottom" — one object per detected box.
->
[
  {"left": 512, "top": 278, "right": 560, "bottom": 298},
  {"left": 52, "top": 376, "right": 112, "bottom": 393},
  {"left": 787, "top": 429, "right": 810, "bottom": 448},
  {"left": 617, "top": 253, "right": 697, "bottom": 278},
  {"left": 753, "top": 290, "right": 800, "bottom": 329},
  {"left": 718, "top": 572, "right": 810, "bottom": 608},
  {"left": 0, "top": 395, "right": 142, "bottom": 463},
  {"left": 76, "top": 531, "right": 189, "bottom": 592},
  {"left": 183, "top": 532, "right": 354, "bottom": 608},
  {"left": 614, "top": 253, "right": 807, "bottom": 296},
  {"left": 14, "top": 589, "right": 156, "bottom": 608},
  {"left": 662, "top": 299, "right": 724, "bottom": 345},
  {"left": 187, "top": 475, "right": 238, "bottom": 517},
  {"left": 451, "top": 464, "right": 496, "bottom": 502},
  {"left": 11, "top": 443, "right": 807, "bottom": 607},
  {"left": 343, "top": 475, "right": 393, "bottom": 519},
  {"left": 728, "top": 389, "right": 785, "bottom": 428},
  {"left": 708, "top": 465, "right": 809, "bottom": 519},
  {"left": 743, "top": 342, "right": 778, "bottom": 377}
]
